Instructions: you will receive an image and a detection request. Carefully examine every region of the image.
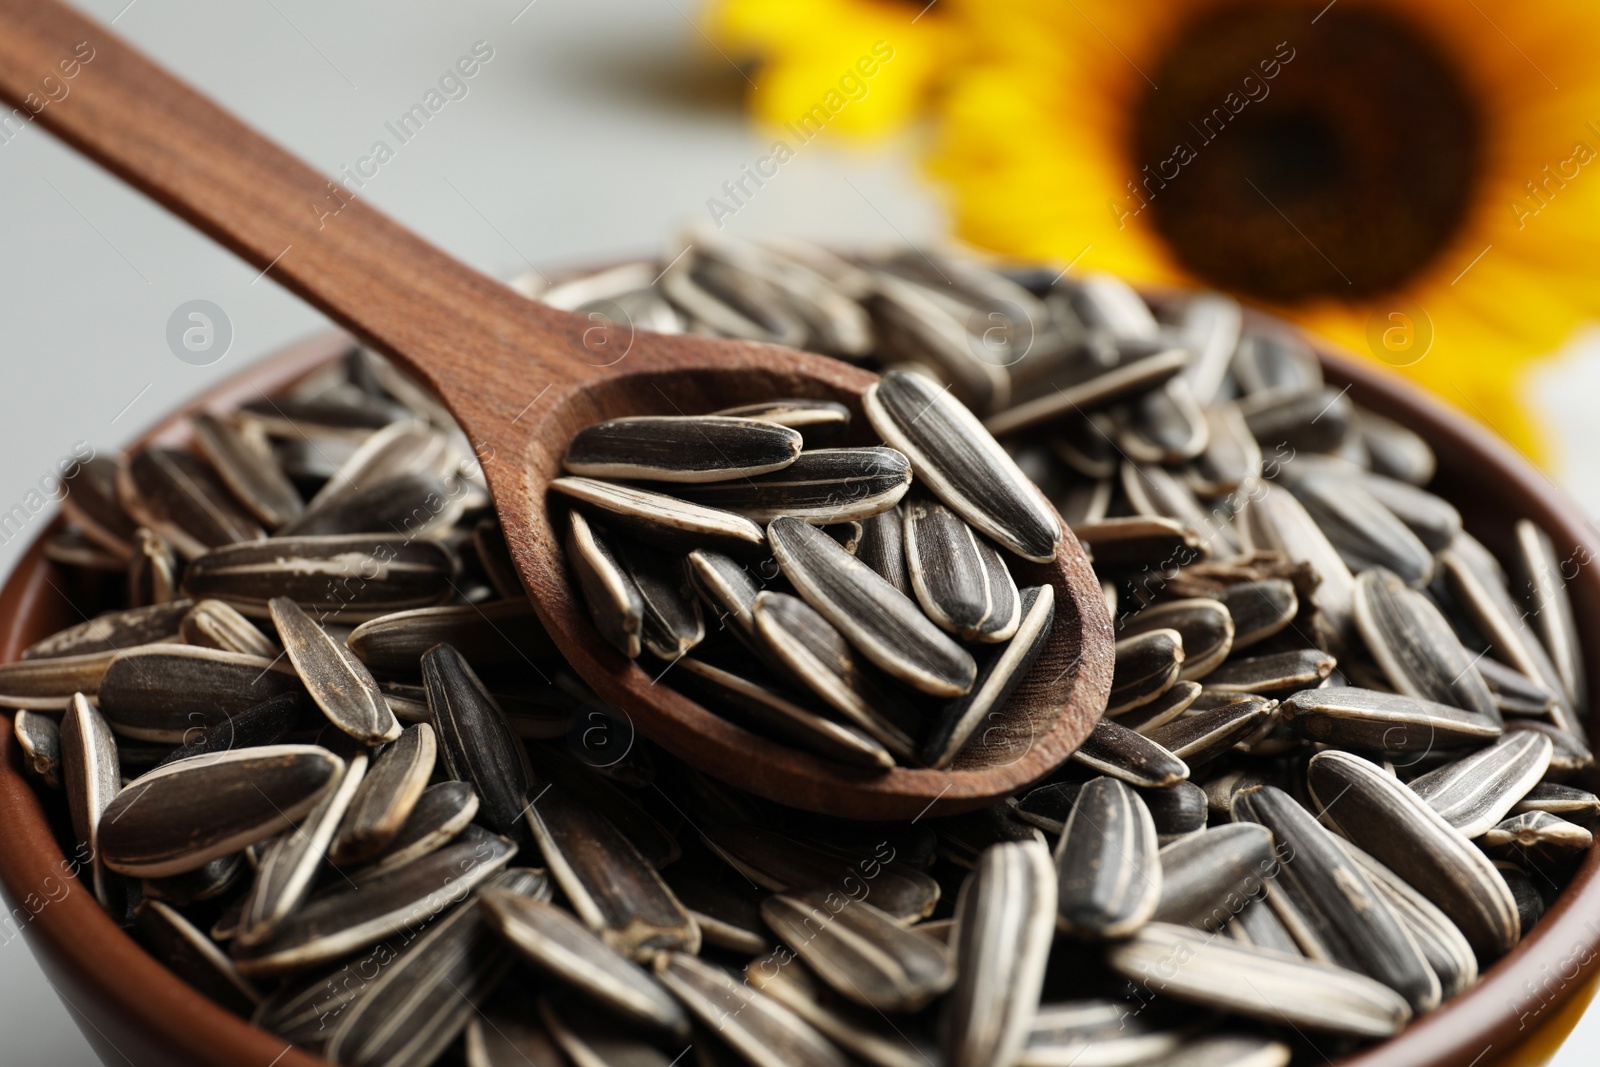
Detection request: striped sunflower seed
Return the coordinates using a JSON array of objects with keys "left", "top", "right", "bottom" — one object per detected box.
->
[
  {"left": 1218, "top": 579, "right": 1299, "bottom": 650},
  {"left": 134, "top": 899, "right": 261, "bottom": 1017},
  {"left": 278, "top": 471, "right": 458, "bottom": 538},
  {"left": 0, "top": 649, "right": 118, "bottom": 710},
  {"left": 1515, "top": 519, "right": 1586, "bottom": 713},
  {"left": 330, "top": 722, "right": 437, "bottom": 865},
  {"left": 1070, "top": 719, "right": 1190, "bottom": 788},
  {"left": 1074, "top": 516, "right": 1202, "bottom": 570},
  {"left": 1145, "top": 697, "right": 1274, "bottom": 766},
  {"left": 1480, "top": 811, "right": 1594, "bottom": 865},
  {"left": 320, "top": 868, "right": 545, "bottom": 1067},
  {"left": 232, "top": 832, "right": 516, "bottom": 978},
  {"left": 1142, "top": 780, "right": 1208, "bottom": 843},
  {"left": 1512, "top": 782, "right": 1600, "bottom": 820},
  {"left": 128, "top": 527, "right": 180, "bottom": 607},
  {"left": 1338, "top": 838, "right": 1479, "bottom": 999},
  {"left": 525, "top": 785, "right": 699, "bottom": 960},
  {"left": 564, "top": 415, "right": 803, "bottom": 483},
  {"left": 769, "top": 516, "right": 976, "bottom": 697},
  {"left": 1232, "top": 785, "right": 1439, "bottom": 1011},
  {"left": 354, "top": 780, "right": 479, "bottom": 881},
  {"left": 1353, "top": 568, "right": 1498, "bottom": 718},
  {"left": 711, "top": 398, "right": 852, "bottom": 433},
  {"left": 237, "top": 749, "right": 370, "bottom": 947},
  {"left": 903, "top": 499, "right": 1021, "bottom": 643},
  {"left": 1109, "top": 629, "right": 1183, "bottom": 714},
  {"left": 181, "top": 535, "right": 459, "bottom": 620},
  {"left": 271, "top": 597, "right": 399, "bottom": 745},
  {"left": 1107, "top": 923, "right": 1411, "bottom": 1038},
  {"left": 481, "top": 890, "right": 689, "bottom": 1036},
  {"left": 566, "top": 509, "right": 644, "bottom": 658},
  {"left": 1121, "top": 462, "right": 1236, "bottom": 556},
  {"left": 181, "top": 598, "right": 279, "bottom": 657},
  {"left": 684, "top": 548, "right": 762, "bottom": 647},
  {"left": 656, "top": 951, "right": 851, "bottom": 1067},
  {"left": 1357, "top": 470, "right": 1461, "bottom": 552},
  {"left": 1228, "top": 893, "right": 1302, "bottom": 956},
  {"left": 1306, "top": 750, "right": 1520, "bottom": 957},
  {"left": 464, "top": 986, "right": 565, "bottom": 1067},
  {"left": 700, "top": 825, "right": 940, "bottom": 923},
  {"left": 156, "top": 692, "right": 302, "bottom": 767},
  {"left": 943, "top": 840, "right": 1057, "bottom": 1067},
  {"left": 60, "top": 693, "right": 120, "bottom": 903},
  {"left": 761, "top": 890, "right": 955, "bottom": 1011},
  {"left": 1283, "top": 469, "right": 1434, "bottom": 586},
  {"left": 670, "top": 447, "right": 911, "bottom": 524},
  {"left": 1202, "top": 649, "right": 1335, "bottom": 695},
  {"left": 1278, "top": 687, "right": 1502, "bottom": 753},
  {"left": 1119, "top": 379, "right": 1210, "bottom": 465},
  {"left": 61, "top": 455, "right": 137, "bottom": 558},
  {"left": 1053, "top": 777, "right": 1161, "bottom": 939},
  {"left": 1114, "top": 679, "right": 1201, "bottom": 735},
  {"left": 854, "top": 505, "right": 911, "bottom": 594},
  {"left": 1020, "top": 999, "right": 1183, "bottom": 1067},
  {"left": 1151, "top": 822, "right": 1275, "bottom": 930},
  {"left": 100, "top": 745, "right": 342, "bottom": 878},
  {"left": 1236, "top": 482, "right": 1354, "bottom": 640},
  {"left": 1408, "top": 731, "right": 1554, "bottom": 837},
  {"left": 142, "top": 852, "right": 246, "bottom": 907},
  {"left": 346, "top": 599, "right": 552, "bottom": 673},
  {"left": 97, "top": 645, "right": 303, "bottom": 743},
  {"left": 552, "top": 476, "right": 766, "bottom": 551},
  {"left": 423, "top": 644, "right": 535, "bottom": 839},
  {"left": 1187, "top": 403, "right": 1262, "bottom": 496},
  {"left": 1477, "top": 656, "right": 1558, "bottom": 717},
  {"left": 14, "top": 709, "right": 62, "bottom": 788},
  {"left": 306, "top": 420, "right": 453, "bottom": 514},
  {"left": 746, "top": 956, "right": 933, "bottom": 1067},
  {"left": 1496, "top": 861, "right": 1546, "bottom": 935},
  {"left": 920, "top": 584, "right": 1055, "bottom": 769},
  {"left": 866, "top": 369, "right": 1062, "bottom": 563},
  {"left": 22, "top": 600, "right": 191, "bottom": 661},
  {"left": 613, "top": 540, "right": 704, "bottom": 661},
  {"left": 190, "top": 412, "right": 305, "bottom": 528},
  {"left": 1121, "top": 599, "right": 1234, "bottom": 681},
  {"left": 117, "top": 447, "right": 265, "bottom": 559}
]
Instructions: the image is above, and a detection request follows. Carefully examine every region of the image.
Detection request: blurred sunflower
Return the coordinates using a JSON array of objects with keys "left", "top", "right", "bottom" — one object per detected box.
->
[{"left": 710, "top": 0, "right": 1600, "bottom": 459}]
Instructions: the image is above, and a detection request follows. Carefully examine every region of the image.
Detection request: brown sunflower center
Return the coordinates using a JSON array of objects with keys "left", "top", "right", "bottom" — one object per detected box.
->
[{"left": 1130, "top": 4, "right": 1481, "bottom": 302}]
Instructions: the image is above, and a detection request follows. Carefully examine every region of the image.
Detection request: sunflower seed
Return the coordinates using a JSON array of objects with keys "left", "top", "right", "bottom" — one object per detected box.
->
[
  {"left": 538, "top": 997, "right": 679, "bottom": 1067},
  {"left": 701, "top": 825, "right": 940, "bottom": 922},
  {"left": 156, "top": 692, "right": 302, "bottom": 766},
  {"left": 711, "top": 398, "right": 852, "bottom": 434},
  {"left": 665, "top": 870, "right": 768, "bottom": 955},
  {"left": 1020, "top": 999, "right": 1184, "bottom": 1067},
  {"left": 1477, "top": 656, "right": 1558, "bottom": 717},
  {"left": 181, "top": 535, "right": 459, "bottom": 621},
  {"left": 0, "top": 650, "right": 118, "bottom": 709},
  {"left": 117, "top": 447, "right": 265, "bottom": 559},
  {"left": 670, "top": 447, "right": 911, "bottom": 525},
  {"left": 1114, "top": 680, "right": 1201, "bottom": 735},
  {"left": 1151, "top": 822, "right": 1276, "bottom": 930},
  {"left": 1353, "top": 568, "right": 1497, "bottom": 717},
  {"left": 677, "top": 655, "right": 894, "bottom": 769},
  {"left": 1495, "top": 860, "right": 1546, "bottom": 935},
  {"left": 278, "top": 471, "right": 458, "bottom": 539},
  {"left": 566, "top": 509, "right": 644, "bottom": 658},
  {"left": 179, "top": 599, "right": 278, "bottom": 657},
  {"left": 143, "top": 852, "right": 246, "bottom": 906},
  {"left": 60, "top": 693, "right": 119, "bottom": 902},
  {"left": 97, "top": 645, "right": 303, "bottom": 743},
  {"left": 423, "top": 644, "right": 535, "bottom": 839},
  {"left": 613, "top": 541, "right": 704, "bottom": 661},
  {"left": 749, "top": 591, "right": 918, "bottom": 759},
  {"left": 985, "top": 345, "right": 1192, "bottom": 438},
  {"left": 240, "top": 394, "right": 404, "bottom": 438},
  {"left": 769, "top": 516, "right": 976, "bottom": 696},
  {"left": 944, "top": 840, "right": 1057, "bottom": 1067},
  {"left": 1481, "top": 811, "right": 1594, "bottom": 864},
  {"left": 190, "top": 413, "right": 305, "bottom": 528},
  {"left": 1232, "top": 785, "right": 1438, "bottom": 1011},
  {"left": 1122, "top": 599, "right": 1233, "bottom": 681},
  {"left": 232, "top": 832, "right": 516, "bottom": 977},
  {"left": 1278, "top": 687, "right": 1501, "bottom": 752},
  {"left": 238, "top": 749, "right": 370, "bottom": 947},
  {"left": 762, "top": 890, "right": 955, "bottom": 1011},
  {"left": 1050, "top": 412, "right": 1120, "bottom": 480},
  {"left": 1236, "top": 483, "right": 1354, "bottom": 639},
  {"left": 902, "top": 499, "right": 1021, "bottom": 643},
  {"left": 1281, "top": 469, "right": 1434, "bottom": 586},
  {"left": 270, "top": 597, "right": 399, "bottom": 744},
  {"left": 1349, "top": 471, "right": 1461, "bottom": 552},
  {"left": 921, "top": 584, "right": 1055, "bottom": 769},
  {"left": 1071, "top": 720, "right": 1190, "bottom": 788},
  {"left": 746, "top": 957, "right": 932, "bottom": 1067},
  {"left": 1120, "top": 379, "right": 1210, "bottom": 465},
  {"left": 1515, "top": 519, "right": 1586, "bottom": 713},
  {"left": 854, "top": 505, "right": 911, "bottom": 594},
  {"left": 134, "top": 899, "right": 261, "bottom": 1017},
  {"left": 525, "top": 785, "right": 698, "bottom": 960},
  {"left": 1108, "top": 923, "right": 1410, "bottom": 1037},
  {"left": 1214, "top": 580, "right": 1298, "bottom": 652},
  {"left": 62, "top": 455, "right": 137, "bottom": 558},
  {"left": 14, "top": 710, "right": 62, "bottom": 789},
  {"left": 1137, "top": 781, "right": 1207, "bottom": 843},
  {"left": 1506, "top": 718, "right": 1594, "bottom": 778},
  {"left": 1338, "top": 838, "right": 1478, "bottom": 999},
  {"left": 553, "top": 476, "right": 766, "bottom": 551},
  {"left": 869, "top": 276, "right": 1010, "bottom": 413},
  {"left": 1408, "top": 731, "right": 1553, "bottom": 837},
  {"left": 1109, "top": 629, "right": 1183, "bottom": 713},
  {"left": 1052, "top": 777, "right": 1160, "bottom": 939},
  {"left": 465, "top": 986, "right": 566, "bottom": 1067},
  {"left": 657, "top": 951, "right": 851, "bottom": 1067},
  {"left": 866, "top": 369, "right": 1062, "bottom": 562},
  {"left": 1204, "top": 649, "right": 1335, "bottom": 695},
  {"left": 1306, "top": 750, "right": 1520, "bottom": 957},
  {"left": 22, "top": 601, "right": 191, "bottom": 661},
  {"left": 1074, "top": 517, "right": 1202, "bottom": 570},
  {"left": 346, "top": 599, "right": 552, "bottom": 673},
  {"left": 355, "top": 780, "right": 479, "bottom": 881},
  {"left": 309, "top": 420, "right": 454, "bottom": 510},
  {"left": 127, "top": 528, "right": 180, "bottom": 607},
  {"left": 44, "top": 530, "right": 128, "bottom": 570},
  {"left": 1145, "top": 697, "right": 1274, "bottom": 766},
  {"left": 1187, "top": 403, "right": 1263, "bottom": 496},
  {"left": 1512, "top": 782, "right": 1600, "bottom": 821},
  {"left": 685, "top": 548, "right": 763, "bottom": 646},
  {"left": 330, "top": 723, "right": 437, "bottom": 866},
  {"left": 100, "top": 745, "right": 341, "bottom": 877},
  {"left": 481, "top": 890, "right": 688, "bottom": 1035},
  {"left": 564, "top": 415, "right": 803, "bottom": 484},
  {"left": 321, "top": 869, "right": 545, "bottom": 1067},
  {"left": 1228, "top": 893, "right": 1301, "bottom": 955}
]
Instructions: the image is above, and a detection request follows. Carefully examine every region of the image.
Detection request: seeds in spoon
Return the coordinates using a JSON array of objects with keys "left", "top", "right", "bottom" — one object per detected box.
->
[
  {"left": 903, "top": 498, "right": 1021, "bottom": 643},
  {"left": 563, "top": 415, "right": 803, "bottom": 482},
  {"left": 669, "top": 446, "right": 911, "bottom": 523}
]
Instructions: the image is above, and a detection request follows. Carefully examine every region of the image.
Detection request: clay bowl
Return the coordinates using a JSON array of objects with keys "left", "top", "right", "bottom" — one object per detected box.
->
[{"left": 1, "top": 327, "right": 1598, "bottom": 1066}]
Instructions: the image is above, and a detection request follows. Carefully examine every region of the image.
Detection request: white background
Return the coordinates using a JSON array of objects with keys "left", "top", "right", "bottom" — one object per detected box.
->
[{"left": 0, "top": 1, "right": 1596, "bottom": 1062}]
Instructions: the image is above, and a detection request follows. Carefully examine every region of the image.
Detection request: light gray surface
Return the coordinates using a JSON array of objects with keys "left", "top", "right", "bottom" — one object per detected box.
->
[{"left": 0, "top": 1, "right": 1596, "bottom": 1064}]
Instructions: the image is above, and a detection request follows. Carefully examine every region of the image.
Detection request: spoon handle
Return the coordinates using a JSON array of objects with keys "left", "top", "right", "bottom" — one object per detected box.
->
[{"left": 0, "top": 0, "right": 593, "bottom": 402}]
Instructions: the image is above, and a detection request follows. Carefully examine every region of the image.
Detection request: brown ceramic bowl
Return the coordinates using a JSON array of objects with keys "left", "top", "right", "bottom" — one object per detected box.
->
[{"left": 1, "top": 327, "right": 1598, "bottom": 1066}]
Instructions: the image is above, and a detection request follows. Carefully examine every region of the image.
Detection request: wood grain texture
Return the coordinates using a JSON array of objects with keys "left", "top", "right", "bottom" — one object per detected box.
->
[{"left": 0, "top": 0, "right": 1112, "bottom": 819}]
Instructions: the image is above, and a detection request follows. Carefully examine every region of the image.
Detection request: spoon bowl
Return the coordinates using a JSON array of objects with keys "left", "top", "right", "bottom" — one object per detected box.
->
[{"left": 0, "top": 0, "right": 1113, "bottom": 817}]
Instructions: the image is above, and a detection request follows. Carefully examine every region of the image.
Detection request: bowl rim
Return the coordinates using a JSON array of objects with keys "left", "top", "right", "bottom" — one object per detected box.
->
[{"left": 0, "top": 326, "right": 1597, "bottom": 1067}]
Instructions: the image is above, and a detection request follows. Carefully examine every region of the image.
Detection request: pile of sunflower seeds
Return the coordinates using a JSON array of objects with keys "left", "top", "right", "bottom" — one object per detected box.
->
[{"left": 6, "top": 235, "right": 1592, "bottom": 1067}]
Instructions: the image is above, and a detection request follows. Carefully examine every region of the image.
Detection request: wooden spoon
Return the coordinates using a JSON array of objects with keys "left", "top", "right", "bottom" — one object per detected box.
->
[{"left": 0, "top": 0, "right": 1111, "bottom": 818}]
